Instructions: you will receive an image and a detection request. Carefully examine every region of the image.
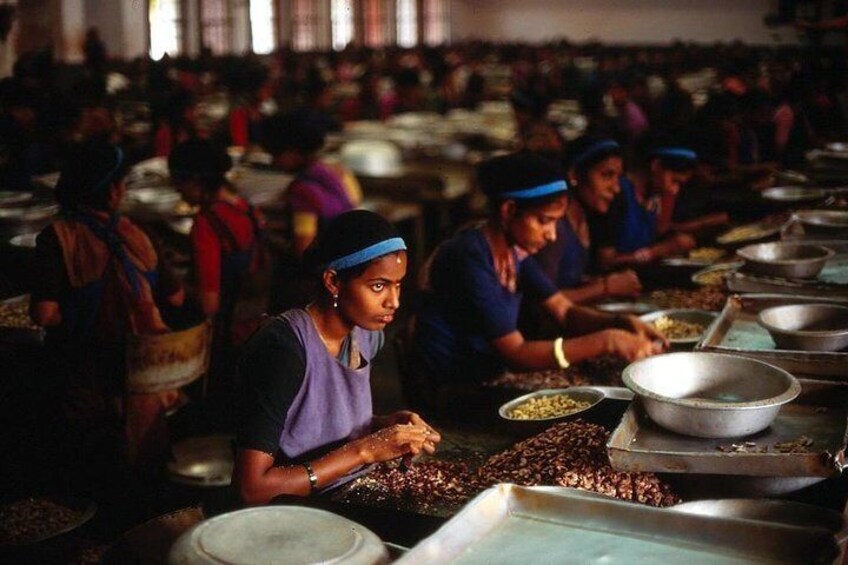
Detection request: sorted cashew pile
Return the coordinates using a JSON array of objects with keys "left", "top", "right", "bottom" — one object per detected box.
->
[
  {"left": 651, "top": 316, "right": 705, "bottom": 340},
  {"left": 508, "top": 394, "right": 591, "bottom": 420},
  {"left": 0, "top": 497, "right": 83, "bottom": 545},
  {"left": 339, "top": 460, "right": 482, "bottom": 513},
  {"left": 0, "top": 300, "right": 39, "bottom": 330},
  {"left": 694, "top": 268, "right": 730, "bottom": 287},
  {"left": 689, "top": 247, "right": 726, "bottom": 263},
  {"left": 649, "top": 288, "right": 727, "bottom": 312},
  {"left": 479, "top": 421, "right": 680, "bottom": 507}
]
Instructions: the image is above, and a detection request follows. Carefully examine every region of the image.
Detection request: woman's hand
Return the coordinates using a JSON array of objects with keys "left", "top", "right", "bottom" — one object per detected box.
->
[
  {"left": 604, "top": 270, "right": 642, "bottom": 298},
  {"left": 615, "top": 314, "right": 670, "bottom": 350},
  {"left": 353, "top": 424, "right": 439, "bottom": 465},
  {"left": 670, "top": 233, "right": 697, "bottom": 253},
  {"left": 603, "top": 329, "right": 663, "bottom": 361}
]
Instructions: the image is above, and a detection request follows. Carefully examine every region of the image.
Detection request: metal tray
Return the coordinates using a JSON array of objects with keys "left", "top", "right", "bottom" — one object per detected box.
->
[
  {"left": 397, "top": 485, "right": 839, "bottom": 564},
  {"left": 607, "top": 380, "right": 848, "bottom": 478},
  {"left": 726, "top": 256, "right": 848, "bottom": 298},
  {"left": 696, "top": 294, "right": 848, "bottom": 377}
]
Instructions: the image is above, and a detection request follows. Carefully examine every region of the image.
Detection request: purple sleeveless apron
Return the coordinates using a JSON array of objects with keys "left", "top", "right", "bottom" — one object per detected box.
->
[{"left": 277, "top": 309, "right": 375, "bottom": 490}]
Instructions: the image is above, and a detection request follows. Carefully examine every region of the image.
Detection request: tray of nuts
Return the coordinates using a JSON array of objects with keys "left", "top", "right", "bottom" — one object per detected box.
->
[
  {"left": 0, "top": 496, "right": 96, "bottom": 547},
  {"left": 696, "top": 294, "right": 848, "bottom": 378},
  {"left": 607, "top": 379, "right": 848, "bottom": 478},
  {"left": 0, "top": 295, "right": 43, "bottom": 344}
]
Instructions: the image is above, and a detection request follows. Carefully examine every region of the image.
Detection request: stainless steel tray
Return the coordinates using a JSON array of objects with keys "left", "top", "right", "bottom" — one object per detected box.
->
[
  {"left": 696, "top": 294, "right": 848, "bottom": 377},
  {"left": 726, "top": 256, "right": 848, "bottom": 298},
  {"left": 397, "top": 485, "right": 839, "bottom": 564},
  {"left": 607, "top": 380, "right": 848, "bottom": 478}
]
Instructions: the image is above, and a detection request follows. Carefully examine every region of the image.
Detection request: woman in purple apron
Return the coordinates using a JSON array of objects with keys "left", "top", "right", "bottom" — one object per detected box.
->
[{"left": 235, "top": 210, "right": 439, "bottom": 505}]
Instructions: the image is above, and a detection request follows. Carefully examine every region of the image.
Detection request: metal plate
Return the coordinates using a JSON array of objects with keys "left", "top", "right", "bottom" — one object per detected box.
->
[
  {"left": 639, "top": 309, "right": 718, "bottom": 345},
  {"left": 761, "top": 186, "right": 827, "bottom": 203},
  {"left": 607, "top": 380, "right": 848, "bottom": 478},
  {"left": 594, "top": 301, "right": 659, "bottom": 315},
  {"left": 169, "top": 506, "right": 388, "bottom": 565},
  {"left": 691, "top": 262, "right": 742, "bottom": 287},
  {"left": 696, "top": 294, "right": 848, "bottom": 377},
  {"left": 716, "top": 219, "right": 785, "bottom": 247},
  {"left": 397, "top": 485, "right": 839, "bottom": 564},
  {"left": 498, "top": 387, "right": 605, "bottom": 423},
  {"left": 726, "top": 257, "right": 848, "bottom": 299},
  {"left": 0, "top": 191, "right": 33, "bottom": 206}
]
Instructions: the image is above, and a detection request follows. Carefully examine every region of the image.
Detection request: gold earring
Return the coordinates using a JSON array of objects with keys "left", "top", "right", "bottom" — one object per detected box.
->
[{"left": 333, "top": 294, "right": 338, "bottom": 309}]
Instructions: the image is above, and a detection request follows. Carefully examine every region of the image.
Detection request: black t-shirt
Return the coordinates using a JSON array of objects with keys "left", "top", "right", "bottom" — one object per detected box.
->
[{"left": 235, "top": 319, "right": 307, "bottom": 456}]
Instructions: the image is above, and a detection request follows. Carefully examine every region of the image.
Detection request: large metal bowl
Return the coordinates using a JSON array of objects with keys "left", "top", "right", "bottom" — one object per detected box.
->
[
  {"left": 622, "top": 352, "right": 801, "bottom": 438},
  {"left": 794, "top": 210, "right": 848, "bottom": 235},
  {"left": 639, "top": 309, "right": 718, "bottom": 346},
  {"left": 758, "top": 303, "right": 848, "bottom": 351},
  {"left": 737, "top": 242, "right": 834, "bottom": 279}
]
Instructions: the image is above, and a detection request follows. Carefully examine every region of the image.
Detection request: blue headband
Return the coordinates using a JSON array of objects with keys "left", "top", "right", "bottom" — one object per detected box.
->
[
  {"left": 326, "top": 237, "right": 407, "bottom": 271},
  {"left": 652, "top": 147, "right": 698, "bottom": 162},
  {"left": 573, "top": 140, "right": 621, "bottom": 168},
  {"left": 500, "top": 179, "right": 568, "bottom": 200}
]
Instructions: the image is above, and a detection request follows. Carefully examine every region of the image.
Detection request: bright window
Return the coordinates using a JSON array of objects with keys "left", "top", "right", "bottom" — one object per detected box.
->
[
  {"left": 201, "top": 0, "right": 230, "bottom": 55},
  {"left": 331, "top": 0, "right": 354, "bottom": 51},
  {"left": 396, "top": 0, "right": 417, "bottom": 48},
  {"left": 149, "top": 0, "right": 182, "bottom": 60},
  {"left": 422, "top": 0, "right": 447, "bottom": 46},
  {"left": 250, "top": 0, "right": 275, "bottom": 54},
  {"left": 363, "top": 0, "right": 386, "bottom": 48},
  {"left": 292, "top": 0, "right": 319, "bottom": 52}
]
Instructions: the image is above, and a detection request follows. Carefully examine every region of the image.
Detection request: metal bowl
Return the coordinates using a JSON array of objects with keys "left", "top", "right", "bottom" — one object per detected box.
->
[
  {"left": 758, "top": 303, "right": 848, "bottom": 351},
  {"left": 691, "top": 262, "right": 742, "bottom": 287},
  {"left": 794, "top": 210, "right": 848, "bottom": 235},
  {"left": 737, "top": 242, "right": 834, "bottom": 279},
  {"left": 639, "top": 309, "right": 718, "bottom": 345},
  {"left": 0, "top": 495, "right": 97, "bottom": 547},
  {"left": 166, "top": 435, "right": 234, "bottom": 487},
  {"left": 761, "top": 186, "right": 827, "bottom": 204},
  {"left": 499, "top": 387, "right": 606, "bottom": 423},
  {"left": 622, "top": 352, "right": 801, "bottom": 438},
  {"left": 595, "top": 301, "right": 659, "bottom": 315}
]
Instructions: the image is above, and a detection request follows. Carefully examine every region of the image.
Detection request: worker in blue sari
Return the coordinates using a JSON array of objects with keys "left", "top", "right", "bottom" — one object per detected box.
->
[
  {"left": 412, "top": 152, "right": 666, "bottom": 411},
  {"left": 533, "top": 136, "right": 642, "bottom": 303},
  {"left": 587, "top": 139, "right": 702, "bottom": 271}
]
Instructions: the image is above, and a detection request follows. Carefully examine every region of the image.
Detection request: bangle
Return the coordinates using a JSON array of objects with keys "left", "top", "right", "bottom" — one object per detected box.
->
[
  {"left": 302, "top": 462, "right": 318, "bottom": 492},
  {"left": 553, "top": 337, "right": 570, "bottom": 370}
]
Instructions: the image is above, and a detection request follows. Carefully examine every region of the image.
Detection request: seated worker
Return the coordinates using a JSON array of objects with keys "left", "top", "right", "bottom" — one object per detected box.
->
[
  {"left": 235, "top": 210, "right": 439, "bottom": 505},
  {"left": 412, "top": 152, "right": 666, "bottom": 408},
  {"left": 168, "top": 138, "right": 265, "bottom": 347},
  {"left": 30, "top": 140, "right": 184, "bottom": 467},
  {"left": 588, "top": 138, "right": 704, "bottom": 271},
  {"left": 533, "top": 136, "right": 643, "bottom": 303},
  {"left": 260, "top": 110, "right": 358, "bottom": 312}
]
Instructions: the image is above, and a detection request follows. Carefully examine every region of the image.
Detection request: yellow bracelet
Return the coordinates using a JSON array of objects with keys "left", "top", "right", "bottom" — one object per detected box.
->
[{"left": 553, "top": 337, "right": 570, "bottom": 370}]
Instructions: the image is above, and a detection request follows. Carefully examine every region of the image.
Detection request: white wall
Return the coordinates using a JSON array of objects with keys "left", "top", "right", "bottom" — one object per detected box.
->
[{"left": 450, "top": 0, "right": 798, "bottom": 46}]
